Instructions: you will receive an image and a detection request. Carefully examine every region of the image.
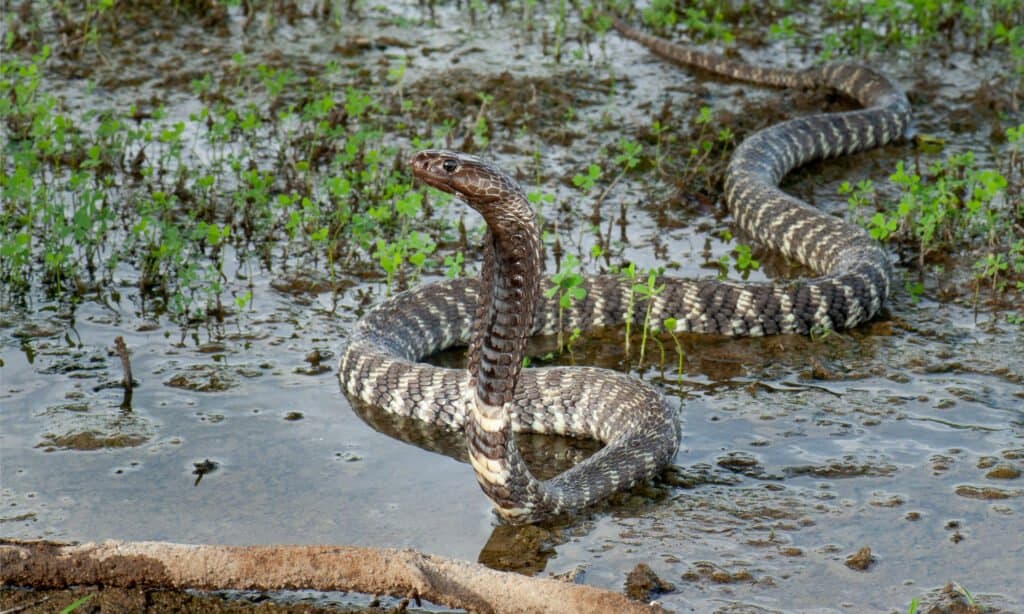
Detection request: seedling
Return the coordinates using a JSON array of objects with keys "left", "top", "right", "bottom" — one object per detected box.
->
[{"left": 545, "top": 253, "right": 586, "bottom": 350}]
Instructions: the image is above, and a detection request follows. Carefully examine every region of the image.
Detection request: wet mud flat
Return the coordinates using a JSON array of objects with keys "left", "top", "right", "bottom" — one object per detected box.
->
[{"left": 2, "top": 1, "right": 1023, "bottom": 611}]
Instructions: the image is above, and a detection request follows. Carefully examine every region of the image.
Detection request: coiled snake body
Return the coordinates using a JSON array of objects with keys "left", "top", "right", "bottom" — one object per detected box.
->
[{"left": 338, "top": 22, "right": 911, "bottom": 524}]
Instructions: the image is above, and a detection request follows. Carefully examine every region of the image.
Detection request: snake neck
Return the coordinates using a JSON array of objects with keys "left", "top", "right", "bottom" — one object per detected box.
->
[
  {"left": 467, "top": 191, "right": 542, "bottom": 410},
  {"left": 464, "top": 188, "right": 550, "bottom": 522}
]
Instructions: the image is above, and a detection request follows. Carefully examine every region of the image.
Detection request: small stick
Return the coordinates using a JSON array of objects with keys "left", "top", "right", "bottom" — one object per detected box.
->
[
  {"left": 113, "top": 336, "right": 133, "bottom": 391},
  {"left": 114, "top": 336, "right": 133, "bottom": 410}
]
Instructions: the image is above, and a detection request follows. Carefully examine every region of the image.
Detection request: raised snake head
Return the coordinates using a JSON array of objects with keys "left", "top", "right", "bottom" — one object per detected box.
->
[{"left": 410, "top": 150, "right": 529, "bottom": 217}]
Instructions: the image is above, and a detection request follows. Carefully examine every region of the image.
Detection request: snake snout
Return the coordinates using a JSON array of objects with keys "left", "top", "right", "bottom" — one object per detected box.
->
[{"left": 409, "top": 151, "right": 431, "bottom": 174}]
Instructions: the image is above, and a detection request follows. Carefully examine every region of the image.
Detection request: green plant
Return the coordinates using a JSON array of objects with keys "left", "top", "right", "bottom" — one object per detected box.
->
[
  {"left": 619, "top": 262, "right": 639, "bottom": 355},
  {"left": 682, "top": 106, "right": 730, "bottom": 188},
  {"left": 60, "top": 594, "right": 94, "bottom": 614},
  {"left": 649, "top": 119, "right": 674, "bottom": 171},
  {"left": 545, "top": 253, "right": 586, "bottom": 349},
  {"left": 682, "top": 7, "right": 734, "bottom": 45},
  {"left": 564, "top": 326, "right": 582, "bottom": 362},
  {"left": 444, "top": 252, "right": 464, "bottom": 278},
  {"left": 472, "top": 92, "right": 493, "bottom": 150},
  {"left": 1006, "top": 123, "right": 1023, "bottom": 180},
  {"left": 973, "top": 252, "right": 1009, "bottom": 314},
  {"left": 769, "top": 16, "right": 798, "bottom": 41},
  {"left": 845, "top": 151, "right": 1020, "bottom": 312},
  {"left": 613, "top": 137, "right": 643, "bottom": 171},
  {"left": 715, "top": 231, "right": 761, "bottom": 279},
  {"left": 587, "top": 138, "right": 643, "bottom": 214},
  {"left": 866, "top": 212, "right": 899, "bottom": 241},
  {"left": 733, "top": 244, "right": 760, "bottom": 277},
  {"left": 572, "top": 163, "right": 602, "bottom": 192},
  {"left": 839, "top": 178, "right": 876, "bottom": 217},
  {"left": 550, "top": 0, "right": 569, "bottom": 62},
  {"left": 0, "top": 2, "right": 484, "bottom": 339},
  {"left": 950, "top": 581, "right": 977, "bottom": 607},
  {"left": 371, "top": 230, "right": 437, "bottom": 294},
  {"left": 662, "top": 317, "right": 685, "bottom": 377},
  {"left": 904, "top": 277, "right": 925, "bottom": 304},
  {"left": 642, "top": 0, "right": 678, "bottom": 32},
  {"left": 373, "top": 238, "right": 403, "bottom": 294},
  {"left": 634, "top": 268, "right": 665, "bottom": 366}
]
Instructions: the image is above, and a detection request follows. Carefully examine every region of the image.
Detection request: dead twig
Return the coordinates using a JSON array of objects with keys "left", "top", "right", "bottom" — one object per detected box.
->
[{"left": 113, "top": 336, "right": 133, "bottom": 410}]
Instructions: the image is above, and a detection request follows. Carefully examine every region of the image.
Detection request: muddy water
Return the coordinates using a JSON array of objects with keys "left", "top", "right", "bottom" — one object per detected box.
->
[{"left": 2, "top": 3, "right": 1023, "bottom": 611}]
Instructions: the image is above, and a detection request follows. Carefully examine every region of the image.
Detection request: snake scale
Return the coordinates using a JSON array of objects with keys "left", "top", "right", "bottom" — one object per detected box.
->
[{"left": 338, "top": 20, "right": 911, "bottom": 524}]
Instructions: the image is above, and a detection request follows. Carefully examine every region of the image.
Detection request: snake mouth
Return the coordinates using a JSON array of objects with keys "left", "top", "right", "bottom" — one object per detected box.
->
[
  {"left": 409, "top": 150, "right": 459, "bottom": 195},
  {"left": 409, "top": 149, "right": 505, "bottom": 207}
]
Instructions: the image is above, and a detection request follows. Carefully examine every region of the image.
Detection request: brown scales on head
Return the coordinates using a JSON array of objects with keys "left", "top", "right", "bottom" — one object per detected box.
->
[{"left": 410, "top": 150, "right": 522, "bottom": 208}]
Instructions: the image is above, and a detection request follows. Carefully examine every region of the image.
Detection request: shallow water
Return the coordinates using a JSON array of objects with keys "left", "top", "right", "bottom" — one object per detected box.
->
[{"left": 2, "top": 3, "right": 1023, "bottom": 611}]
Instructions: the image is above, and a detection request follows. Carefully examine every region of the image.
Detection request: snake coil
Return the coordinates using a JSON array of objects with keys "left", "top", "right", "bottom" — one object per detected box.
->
[{"left": 338, "top": 22, "right": 911, "bottom": 523}]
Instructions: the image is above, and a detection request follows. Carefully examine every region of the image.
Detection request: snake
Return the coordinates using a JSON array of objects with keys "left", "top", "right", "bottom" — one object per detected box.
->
[{"left": 337, "top": 21, "right": 911, "bottom": 524}]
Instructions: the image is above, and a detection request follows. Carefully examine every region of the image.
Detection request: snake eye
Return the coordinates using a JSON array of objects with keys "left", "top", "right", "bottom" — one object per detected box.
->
[{"left": 442, "top": 158, "right": 458, "bottom": 173}]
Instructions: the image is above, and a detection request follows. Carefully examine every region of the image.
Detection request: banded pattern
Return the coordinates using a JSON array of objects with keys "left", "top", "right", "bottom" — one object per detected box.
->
[
  {"left": 342, "top": 152, "right": 679, "bottom": 523},
  {"left": 612, "top": 19, "right": 911, "bottom": 336},
  {"left": 338, "top": 23, "right": 911, "bottom": 523}
]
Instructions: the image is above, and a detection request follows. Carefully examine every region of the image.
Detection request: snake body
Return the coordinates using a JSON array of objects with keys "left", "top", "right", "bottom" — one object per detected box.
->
[{"left": 338, "top": 23, "right": 911, "bottom": 523}]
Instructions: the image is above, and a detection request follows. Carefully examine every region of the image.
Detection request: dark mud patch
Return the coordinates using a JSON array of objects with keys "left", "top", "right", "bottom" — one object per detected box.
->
[
  {"left": 164, "top": 364, "right": 264, "bottom": 392},
  {"left": 680, "top": 560, "right": 757, "bottom": 585},
  {"left": 0, "top": 586, "right": 402, "bottom": 613},
  {"left": 38, "top": 430, "right": 150, "bottom": 451},
  {"left": 784, "top": 456, "right": 898, "bottom": 479},
  {"left": 35, "top": 406, "right": 154, "bottom": 451},
  {"left": 843, "top": 545, "right": 876, "bottom": 570},
  {"left": 401, "top": 68, "right": 615, "bottom": 148},
  {"left": 980, "top": 461, "right": 1022, "bottom": 480},
  {"left": 915, "top": 582, "right": 1019, "bottom": 614},
  {"left": 624, "top": 562, "right": 676, "bottom": 601},
  {"left": 953, "top": 484, "right": 1024, "bottom": 500},
  {"left": 270, "top": 271, "right": 354, "bottom": 296}
]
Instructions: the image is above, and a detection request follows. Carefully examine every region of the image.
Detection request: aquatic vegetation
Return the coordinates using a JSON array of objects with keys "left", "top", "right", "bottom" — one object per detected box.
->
[
  {"left": 545, "top": 252, "right": 586, "bottom": 350},
  {"left": 842, "top": 143, "right": 1023, "bottom": 322},
  {"left": 633, "top": 267, "right": 665, "bottom": 366},
  {"left": 715, "top": 231, "right": 761, "bottom": 281},
  {"left": 618, "top": 262, "right": 639, "bottom": 356},
  {"left": 1, "top": 0, "right": 1019, "bottom": 333},
  {"left": 660, "top": 317, "right": 685, "bottom": 377},
  {"left": 0, "top": 16, "right": 461, "bottom": 324}
]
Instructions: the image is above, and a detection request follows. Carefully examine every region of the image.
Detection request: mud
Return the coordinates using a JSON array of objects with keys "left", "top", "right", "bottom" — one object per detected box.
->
[{"left": 0, "top": 585, "right": 433, "bottom": 613}]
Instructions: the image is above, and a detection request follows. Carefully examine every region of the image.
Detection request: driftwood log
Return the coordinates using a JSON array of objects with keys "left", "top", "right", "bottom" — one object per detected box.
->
[{"left": 0, "top": 539, "right": 668, "bottom": 614}]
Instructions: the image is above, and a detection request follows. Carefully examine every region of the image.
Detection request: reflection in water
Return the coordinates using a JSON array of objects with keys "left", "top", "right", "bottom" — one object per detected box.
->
[
  {"left": 345, "top": 394, "right": 601, "bottom": 573},
  {"left": 345, "top": 394, "right": 601, "bottom": 480},
  {"left": 478, "top": 523, "right": 562, "bottom": 575}
]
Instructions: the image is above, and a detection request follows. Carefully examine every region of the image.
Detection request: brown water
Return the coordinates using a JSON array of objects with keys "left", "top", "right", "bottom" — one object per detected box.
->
[{"left": 2, "top": 3, "right": 1022, "bottom": 611}]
